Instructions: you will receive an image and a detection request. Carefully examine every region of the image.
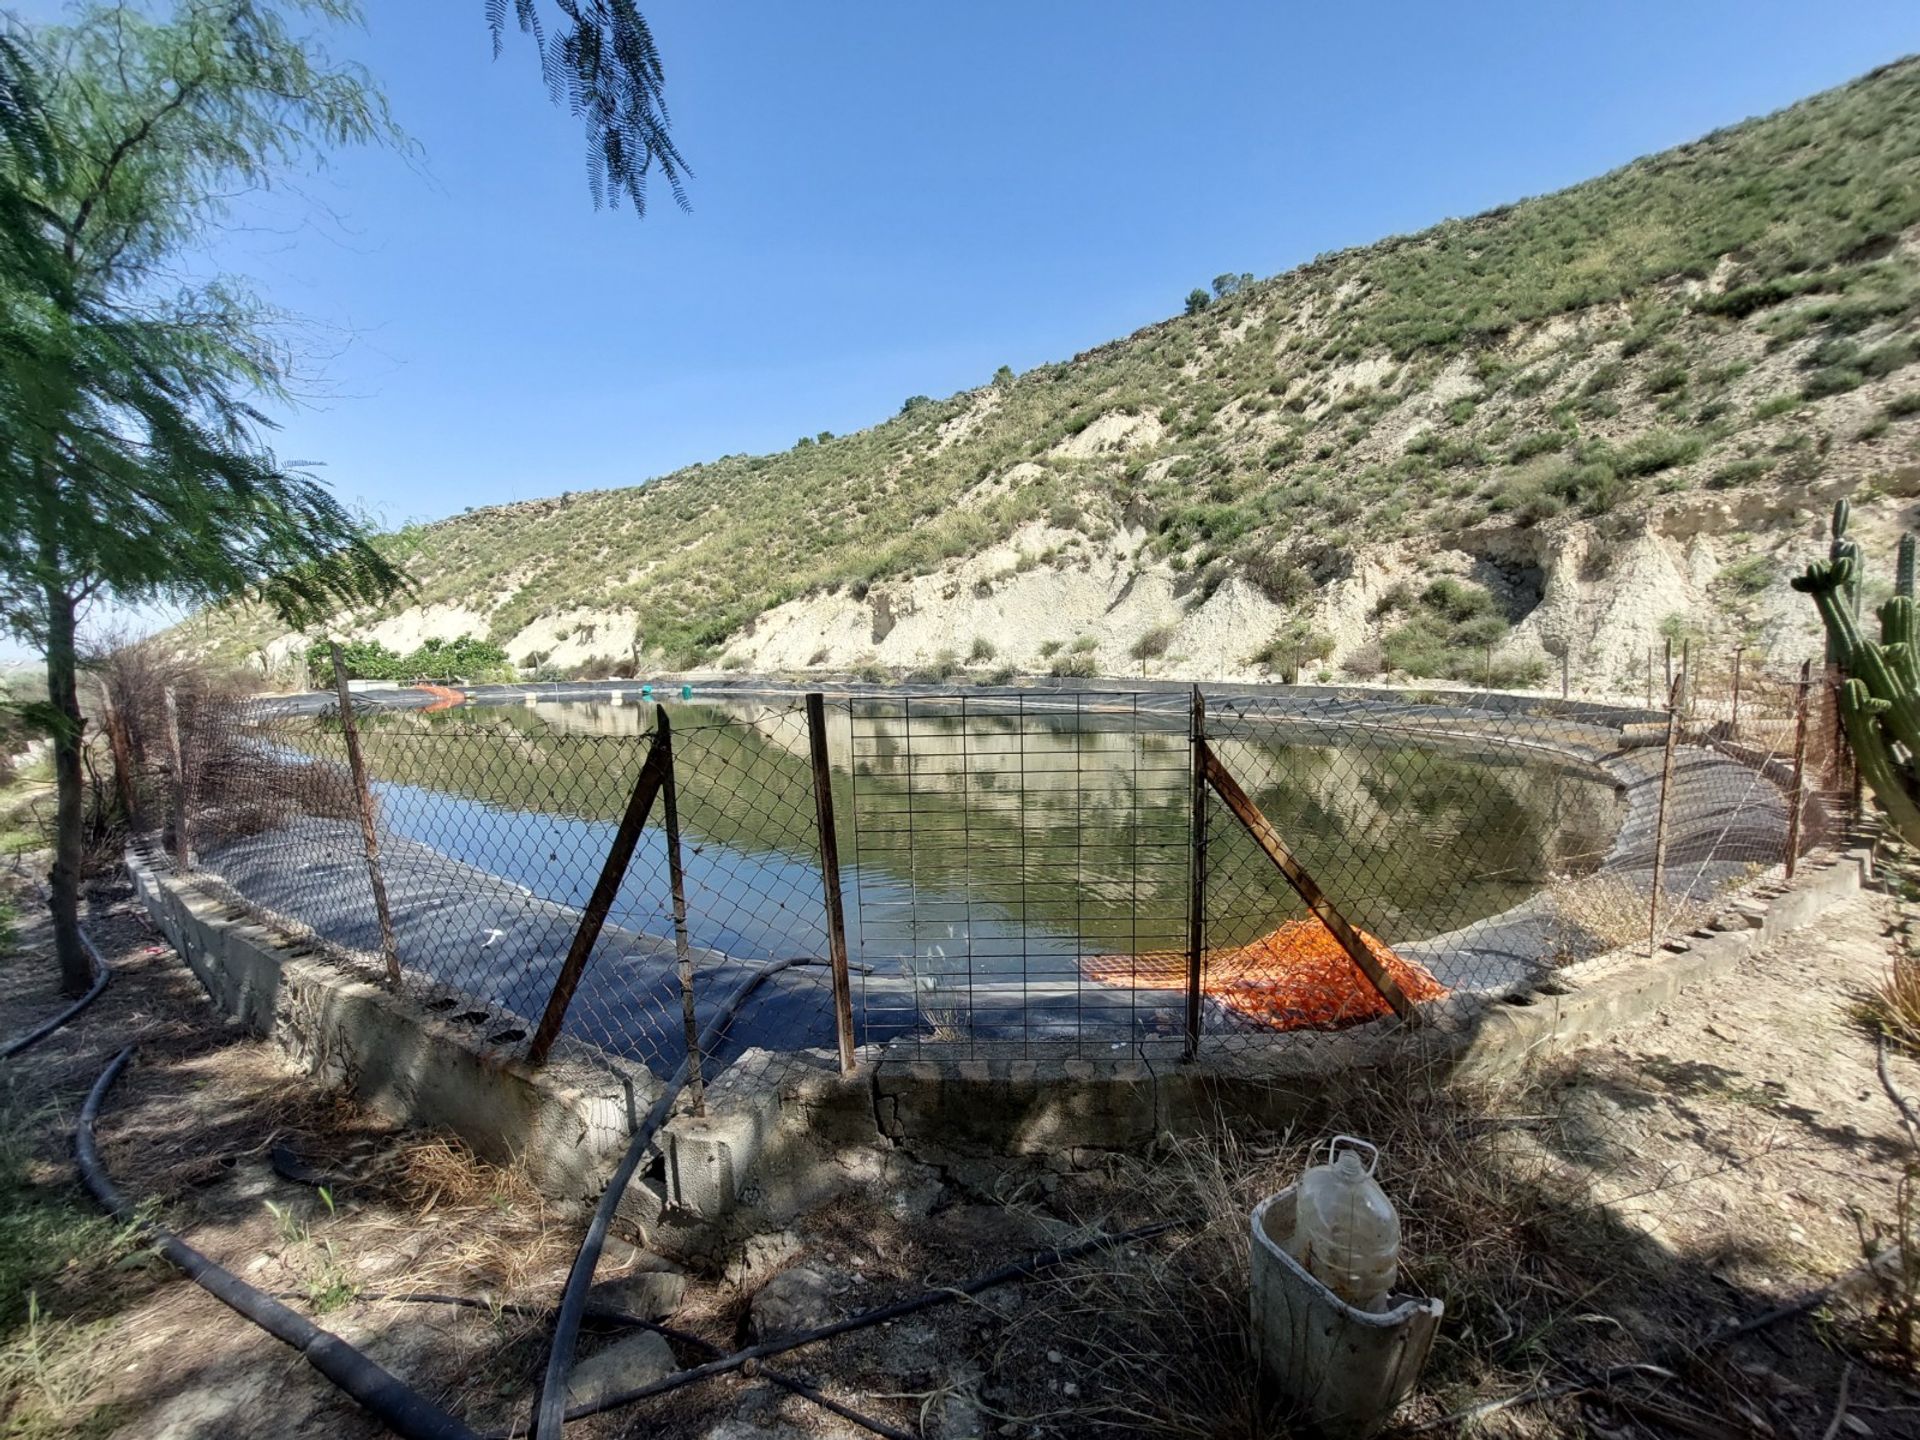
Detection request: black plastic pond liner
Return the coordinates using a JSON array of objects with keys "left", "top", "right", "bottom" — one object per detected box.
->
[
  {"left": 528, "top": 953, "right": 829, "bottom": 1439},
  {"left": 76, "top": 1044, "right": 480, "bottom": 1440},
  {"left": 0, "top": 906, "right": 111, "bottom": 1059}
]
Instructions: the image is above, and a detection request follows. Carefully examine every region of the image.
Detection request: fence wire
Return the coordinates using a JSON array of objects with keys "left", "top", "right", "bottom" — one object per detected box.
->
[{"left": 158, "top": 665, "right": 1845, "bottom": 1082}]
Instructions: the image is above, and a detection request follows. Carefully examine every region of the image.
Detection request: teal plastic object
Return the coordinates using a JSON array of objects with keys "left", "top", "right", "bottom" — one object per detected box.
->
[
  {"left": 641, "top": 683, "right": 653, "bottom": 698},
  {"left": 680, "top": 684, "right": 692, "bottom": 699}
]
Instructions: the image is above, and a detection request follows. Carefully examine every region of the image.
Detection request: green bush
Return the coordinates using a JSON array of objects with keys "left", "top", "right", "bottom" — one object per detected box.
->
[
  {"left": 1708, "top": 457, "right": 1772, "bottom": 489},
  {"left": 968, "top": 637, "right": 997, "bottom": 663},
  {"left": 1505, "top": 430, "right": 1567, "bottom": 463},
  {"left": 1716, "top": 553, "right": 1777, "bottom": 594},
  {"left": 1887, "top": 391, "right": 1920, "bottom": 418},
  {"left": 1607, "top": 429, "right": 1702, "bottom": 477},
  {"left": 307, "top": 635, "right": 513, "bottom": 684}
]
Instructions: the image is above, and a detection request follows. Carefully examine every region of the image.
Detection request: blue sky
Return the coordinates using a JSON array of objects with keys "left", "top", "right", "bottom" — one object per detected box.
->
[{"left": 8, "top": 1, "right": 1920, "bottom": 660}]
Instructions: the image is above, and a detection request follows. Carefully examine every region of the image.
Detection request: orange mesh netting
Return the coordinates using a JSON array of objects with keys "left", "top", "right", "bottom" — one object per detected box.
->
[
  {"left": 1080, "top": 919, "right": 1448, "bottom": 1030},
  {"left": 412, "top": 684, "right": 467, "bottom": 713}
]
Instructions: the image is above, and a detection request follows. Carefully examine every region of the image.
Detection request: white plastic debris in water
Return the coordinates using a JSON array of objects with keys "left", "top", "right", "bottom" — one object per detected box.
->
[
  {"left": 1288, "top": 1136, "right": 1400, "bottom": 1313},
  {"left": 1250, "top": 1139, "right": 1442, "bottom": 1440}
]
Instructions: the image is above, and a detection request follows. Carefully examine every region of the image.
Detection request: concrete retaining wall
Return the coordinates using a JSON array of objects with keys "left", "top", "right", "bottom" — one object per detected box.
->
[
  {"left": 131, "top": 836, "right": 1876, "bottom": 1214},
  {"left": 129, "top": 845, "right": 642, "bottom": 1205}
]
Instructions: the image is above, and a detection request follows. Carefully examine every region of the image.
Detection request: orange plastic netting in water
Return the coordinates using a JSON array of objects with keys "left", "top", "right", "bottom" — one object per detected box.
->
[
  {"left": 1080, "top": 919, "right": 1448, "bottom": 1030},
  {"left": 411, "top": 683, "right": 467, "bottom": 713}
]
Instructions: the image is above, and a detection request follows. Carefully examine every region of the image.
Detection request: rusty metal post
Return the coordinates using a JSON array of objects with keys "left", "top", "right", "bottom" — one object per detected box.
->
[
  {"left": 1785, "top": 660, "right": 1812, "bottom": 878},
  {"left": 1679, "top": 639, "right": 1691, "bottom": 719},
  {"left": 1201, "top": 743, "right": 1417, "bottom": 1022},
  {"left": 1185, "top": 685, "right": 1207, "bottom": 1061},
  {"left": 330, "top": 645, "right": 401, "bottom": 988},
  {"left": 1729, "top": 646, "right": 1744, "bottom": 740},
  {"left": 658, "top": 708, "right": 705, "bottom": 1117},
  {"left": 1663, "top": 637, "right": 1673, "bottom": 697},
  {"left": 528, "top": 717, "right": 670, "bottom": 1065},
  {"left": 162, "top": 687, "right": 192, "bottom": 871},
  {"left": 1647, "top": 673, "right": 1682, "bottom": 958},
  {"left": 806, "top": 692, "right": 857, "bottom": 1075},
  {"left": 100, "top": 684, "right": 139, "bottom": 829}
]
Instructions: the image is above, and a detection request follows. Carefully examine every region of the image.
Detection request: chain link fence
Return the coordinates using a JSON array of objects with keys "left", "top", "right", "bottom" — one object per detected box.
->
[{"left": 147, "top": 660, "right": 1846, "bottom": 1085}]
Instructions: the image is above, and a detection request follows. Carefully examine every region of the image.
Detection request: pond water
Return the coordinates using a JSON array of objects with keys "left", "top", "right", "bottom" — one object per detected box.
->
[{"left": 322, "top": 695, "right": 1623, "bottom": 1049}]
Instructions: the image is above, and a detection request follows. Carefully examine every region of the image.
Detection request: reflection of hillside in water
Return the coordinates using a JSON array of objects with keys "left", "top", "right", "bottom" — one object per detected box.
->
[{"left": 346, "top": 698, "right": 1621, "bottom": 950}]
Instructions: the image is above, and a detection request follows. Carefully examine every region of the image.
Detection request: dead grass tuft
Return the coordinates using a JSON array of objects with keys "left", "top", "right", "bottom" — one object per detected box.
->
[
  {"left": 364, "top": 1134, "right": 572, "bottom": 1303},
  {"left": 1016, "top": 1063, "right": 1659, "bottom": 1436},
  {"left": 1546, "top": 874, "right": 1713, "bottom": 962},
  {"left": 1860, "top": 951, "right": 1920, "bottom": 1055}
]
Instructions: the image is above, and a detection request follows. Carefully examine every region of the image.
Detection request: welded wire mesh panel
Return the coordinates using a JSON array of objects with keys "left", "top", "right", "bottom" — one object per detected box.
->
[
  {"left": 848, "top": 691, "right": 1191, "bottom": 1058},
  {"left": 165, "top": 669, "right": 1820, "bottom": 1074},
  {"left": 1198, "top": 690, "right": 1628, "bottom": 1042},
  {"left": 175, "top": 693, "right": 853, "bottom": 1079}
]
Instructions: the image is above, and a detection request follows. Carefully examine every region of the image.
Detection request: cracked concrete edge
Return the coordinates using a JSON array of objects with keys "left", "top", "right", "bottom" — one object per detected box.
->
[
  {"left": 126, "top": 844, "right": 648, "bottom": 1206},
  {"left": 1443, "top": 845, "right": 1872, "bottom": 1081},
  {"left": 855, "top": 844, "right": 1877, "bottom": 1155},
  {"left": 127, "top": 833, "right": 1878, "bottom": 1200}
]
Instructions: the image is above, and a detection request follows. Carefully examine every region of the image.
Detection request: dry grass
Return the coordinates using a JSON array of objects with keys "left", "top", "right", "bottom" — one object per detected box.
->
[
  {"left": 358, "top": 1134, "right": 573, "bottom": 1302},
  {"left": 1011, "top": 1064, "right": 1653, "bottom": 1437},
  {"left": 1860, "top": 950, "right": 1920, "bottom": 1054},
  {"left": 1545, "top": 874, "right": 1715, "bottom": 963}
]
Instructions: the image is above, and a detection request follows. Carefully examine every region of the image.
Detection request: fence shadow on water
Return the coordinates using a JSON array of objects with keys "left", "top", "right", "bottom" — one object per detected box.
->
[{"left": 162, "top": 664, "right": 1844, "bottom": 1086}]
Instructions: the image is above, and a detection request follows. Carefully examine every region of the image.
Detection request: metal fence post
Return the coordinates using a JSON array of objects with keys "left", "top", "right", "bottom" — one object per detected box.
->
[
  {"left": 1647, "top": 672, "right": 1681, "bottom": 957},
  {"left": 100, "top": 683, "right": 139, "bottom": 829},
  {"left": 1560, "top": 649, "right": 1569, "bottom": 701},
  {"left": 657, "top": 708, "right": 705, "bottom": 1117},
  {"left": 1785, "top": 660, "right": 1812, "bottom": 878},
  {"left": 330, "top": 644, "right": 401, "bottom": 989},
  {"left": 1184, "top": 685, "right": 1207, "bottom": 1061},
  {"left": 805, "top": 692, "right": 857, "bottom": 1075},
  {"left": 1729, "top": 645, "right": 1744, "bottom": 740},
  {"left": 162, "top": 686, "right": 192, "bottom": 870},
  {"left": 528, "top": 713, "right": 671, "bottom": 1065}
]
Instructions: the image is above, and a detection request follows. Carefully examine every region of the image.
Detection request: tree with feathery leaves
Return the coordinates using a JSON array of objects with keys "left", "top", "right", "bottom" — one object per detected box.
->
[{"left": 0, "top": 3, "right": 409, "bottom": 995}]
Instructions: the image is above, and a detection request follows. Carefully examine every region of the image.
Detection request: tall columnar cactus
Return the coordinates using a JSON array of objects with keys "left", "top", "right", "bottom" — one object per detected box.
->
[{"left": 1793, "top": 501, "right": 1920, "bottom": 844}]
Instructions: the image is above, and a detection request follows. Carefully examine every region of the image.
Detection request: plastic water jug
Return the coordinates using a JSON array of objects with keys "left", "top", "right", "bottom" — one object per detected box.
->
[{"left": 1287, "top": 1135, "right": 1400, "bottom": 1313}]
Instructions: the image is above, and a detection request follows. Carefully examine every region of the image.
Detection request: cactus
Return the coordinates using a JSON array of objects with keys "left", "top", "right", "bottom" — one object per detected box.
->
[{"left": 1793, "top": 501, "right": 1920, "bottom": 844}]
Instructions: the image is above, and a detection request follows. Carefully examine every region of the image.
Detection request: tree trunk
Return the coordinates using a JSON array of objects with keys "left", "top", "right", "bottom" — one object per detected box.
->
[{"left": 44, "top": 584, "right": 92, "bottom": 996}]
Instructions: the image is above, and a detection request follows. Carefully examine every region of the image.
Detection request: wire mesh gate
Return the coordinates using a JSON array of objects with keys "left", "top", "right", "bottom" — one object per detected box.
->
[{"left": 157, "top": 667, "right": 1842, "bottom": 1082}]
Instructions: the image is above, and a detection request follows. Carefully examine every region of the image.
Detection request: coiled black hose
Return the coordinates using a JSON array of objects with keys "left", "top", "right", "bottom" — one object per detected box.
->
[
  {"left": 529, "top": 953, "right": 828, "bottom": 1439},
  {"left": 0, "top": 890, "right": 111, "bottom": 1060},
  {"left": 76, "top": 1045, "right": 480, "bottom": 1440}
]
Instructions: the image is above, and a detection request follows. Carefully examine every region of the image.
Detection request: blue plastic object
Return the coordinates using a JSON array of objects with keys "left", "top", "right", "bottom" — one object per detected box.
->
[{"left": 680, "top": 684, "right": 692, "bottom": 699}]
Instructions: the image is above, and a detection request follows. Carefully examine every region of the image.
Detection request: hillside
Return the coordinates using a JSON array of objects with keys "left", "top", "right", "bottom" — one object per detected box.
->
[{"left": 186, "top": 57, "right": 1920, "bottom": 690}]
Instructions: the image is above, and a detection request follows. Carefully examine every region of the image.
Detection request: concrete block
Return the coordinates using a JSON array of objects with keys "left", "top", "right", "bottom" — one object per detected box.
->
[{"left": 664, "top": 1090, "right": 778, "bottom": 1217}]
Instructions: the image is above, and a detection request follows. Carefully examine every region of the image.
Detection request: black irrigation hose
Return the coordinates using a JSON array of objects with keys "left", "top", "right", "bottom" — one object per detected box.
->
[
  {"left": 0, "top": 923, "right": 111, "bottom": 1059},
  {"left": 530, "top": 1218, "right": 1180, "bottom": 1430},
  {"left": 344, "top": 1291, "right": 913, "bottom": 1440},
  {"left": 76, "top": 1044, "right": 480, "bottom": 1440},
  {"left": 530, "top": 953, "right": 831, "bottom": 1439}
]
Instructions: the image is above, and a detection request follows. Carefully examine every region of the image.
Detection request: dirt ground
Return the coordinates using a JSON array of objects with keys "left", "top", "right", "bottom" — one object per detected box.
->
[{"left": 3, "top": 862, "right": 1920, "bottom": 1439}]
